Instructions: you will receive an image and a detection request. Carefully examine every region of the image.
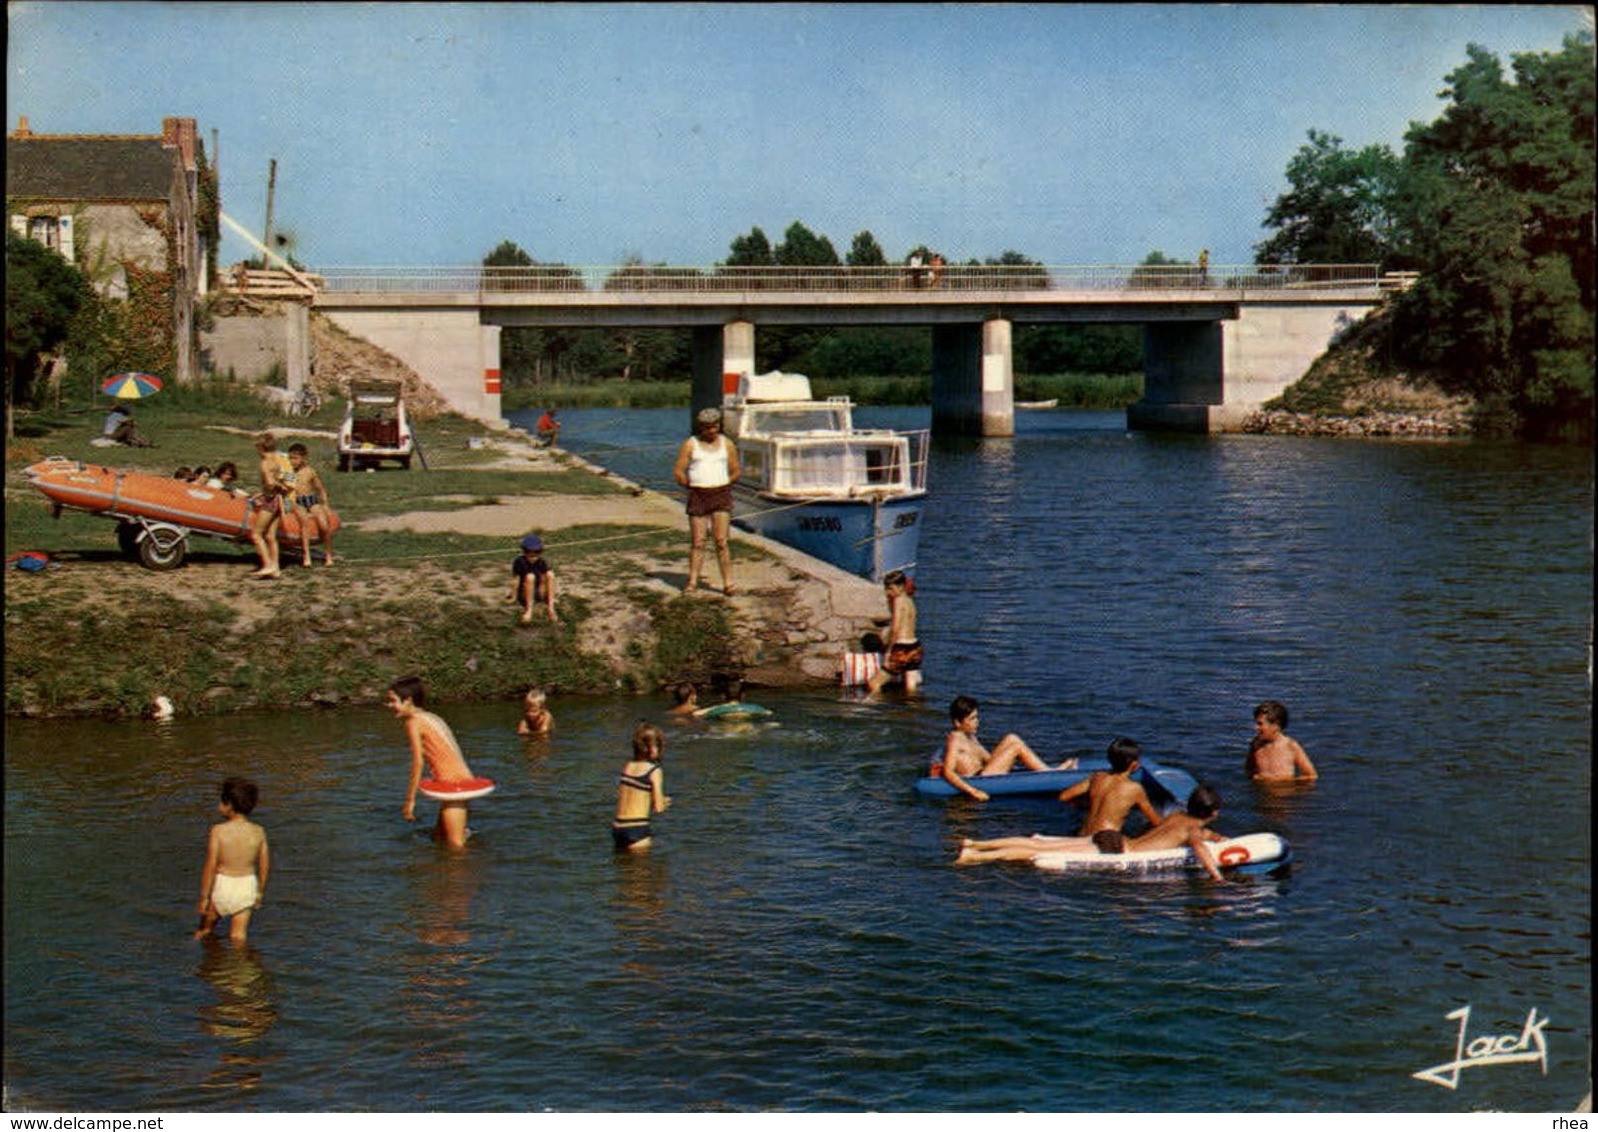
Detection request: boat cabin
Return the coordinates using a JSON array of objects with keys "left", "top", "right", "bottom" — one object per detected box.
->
[{"left": 724, "top": 372, "right": 928, "bottom": 501}]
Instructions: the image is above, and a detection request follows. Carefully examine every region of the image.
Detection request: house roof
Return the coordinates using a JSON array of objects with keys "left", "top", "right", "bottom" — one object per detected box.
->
[{"left": 5, "top": 136, "right": 178, "bottom": 202}]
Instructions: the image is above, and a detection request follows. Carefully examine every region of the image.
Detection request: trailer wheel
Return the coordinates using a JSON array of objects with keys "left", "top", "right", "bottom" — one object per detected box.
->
[{"left": 136, "top": 528, "right": 187, "bottom": 570}]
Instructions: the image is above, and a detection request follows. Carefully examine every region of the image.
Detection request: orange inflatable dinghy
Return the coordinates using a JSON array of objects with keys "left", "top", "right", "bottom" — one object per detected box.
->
[{"left": 23, "top": 457, "right": 339, "bottom": 570}]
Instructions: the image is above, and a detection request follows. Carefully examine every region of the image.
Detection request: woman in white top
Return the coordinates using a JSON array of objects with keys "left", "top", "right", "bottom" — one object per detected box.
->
[{"left": 672, "top": 407, "right": 742, "bottom": 595}]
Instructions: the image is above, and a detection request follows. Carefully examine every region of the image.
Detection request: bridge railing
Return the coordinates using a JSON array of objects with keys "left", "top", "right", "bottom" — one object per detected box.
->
[{"left": 312, "top": 263, "right": 1382, "bottom": 295}]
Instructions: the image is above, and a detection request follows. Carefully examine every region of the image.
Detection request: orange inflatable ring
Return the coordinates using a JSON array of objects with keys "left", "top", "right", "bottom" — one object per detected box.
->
[
  {"left": 1218, "top": 844, "right": 1251, "bottom": 866},
  {"left": 419, "top": 776, "right": 496, "bottom": 802}
]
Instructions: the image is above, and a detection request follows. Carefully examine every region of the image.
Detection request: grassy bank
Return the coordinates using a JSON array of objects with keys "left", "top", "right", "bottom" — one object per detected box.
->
[{"left": 5, "top": 384, "right": 746, "bottom": 717}]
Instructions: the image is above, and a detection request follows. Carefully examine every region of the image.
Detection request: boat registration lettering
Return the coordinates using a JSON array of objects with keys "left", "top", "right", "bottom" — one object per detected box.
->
[{"left": 798, "top": 516, "right": 843, "bottom": 532}]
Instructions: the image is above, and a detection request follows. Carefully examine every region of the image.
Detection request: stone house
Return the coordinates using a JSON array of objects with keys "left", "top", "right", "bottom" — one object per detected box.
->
[{"left": 5, "top": 115, "right": 212, "bottom": 384}]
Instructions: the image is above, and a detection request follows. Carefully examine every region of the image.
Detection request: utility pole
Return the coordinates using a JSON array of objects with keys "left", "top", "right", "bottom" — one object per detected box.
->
[{"left": 262, "top": 158, "right": 277, "bottom": 271}]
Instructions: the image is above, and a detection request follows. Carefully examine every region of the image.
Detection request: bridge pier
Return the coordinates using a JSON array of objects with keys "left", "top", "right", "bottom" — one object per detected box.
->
[
  {"left": 1129, "top": 301, "right": 1367, "bottom": 432},
  {"left": 930, "top": 320, "right": 1015, "bottom": 437},
  {"left": 691, "top": 320, "right": 754, "bottom": 424}
]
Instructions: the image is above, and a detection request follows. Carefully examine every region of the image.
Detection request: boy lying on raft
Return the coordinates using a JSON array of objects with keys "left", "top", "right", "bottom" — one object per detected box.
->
[
  {"left": 936, "top": 695, "right": 1078, "bottom": 802},
  {"left": 954, "top": 785, "right": 1228, "bottom": 880}
]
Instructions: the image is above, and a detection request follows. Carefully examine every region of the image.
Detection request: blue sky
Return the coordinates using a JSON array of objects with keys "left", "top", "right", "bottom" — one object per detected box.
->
[{"left": 7, "top": 3, "right": 1590, "bottom": 270}]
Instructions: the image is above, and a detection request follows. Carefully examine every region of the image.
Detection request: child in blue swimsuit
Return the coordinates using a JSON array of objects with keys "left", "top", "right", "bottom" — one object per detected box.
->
[{"left": 612, "top": 722, "right": 670, "bottom": 851}]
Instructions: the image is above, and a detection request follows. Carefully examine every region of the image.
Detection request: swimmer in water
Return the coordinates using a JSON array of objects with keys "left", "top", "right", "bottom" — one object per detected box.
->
[{"left": 1245, "top": 700, "right": 1318, "bottom": 782}]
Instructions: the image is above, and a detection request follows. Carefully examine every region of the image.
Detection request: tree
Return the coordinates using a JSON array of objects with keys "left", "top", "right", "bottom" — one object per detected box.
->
[
  {"left": 6, "top": 231, "right": 91, "bottom": 427},
  {"left": 1386, "top": 34, "right": 1595, "bottom": 434},
  {"left": 725, "top": 227, "right": 773, "bottom": 267},
  {"left": 1255, "top": 129, "right": 1403, "bottom": 266},
  {"left": 774, "top": 221, "right": 840, "bottom": 267},
  {"left": 847, "top": 231, "right": 887, "bottom": 267},
  {"left": 483, "top": 239, "right": 534, "bottom": 267}
]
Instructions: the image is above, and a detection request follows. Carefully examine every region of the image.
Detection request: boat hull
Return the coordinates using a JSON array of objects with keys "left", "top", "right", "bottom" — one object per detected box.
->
[
  {"left": 914, "top": 758, "right": 1198, "bottom": 813},
  {"left": 732, "top": 486, "right": 923, "bottom": 581}
]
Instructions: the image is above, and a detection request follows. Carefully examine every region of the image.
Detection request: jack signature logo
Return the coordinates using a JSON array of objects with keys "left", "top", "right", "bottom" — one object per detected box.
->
[{"left": 1412, "top": 1004, "right": 1550, "bottom": 1090}]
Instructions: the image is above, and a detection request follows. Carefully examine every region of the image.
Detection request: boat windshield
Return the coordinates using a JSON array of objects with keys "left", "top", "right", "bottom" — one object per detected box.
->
[{"left": 746, "top": 406, "right": 849, "bottom": 434}]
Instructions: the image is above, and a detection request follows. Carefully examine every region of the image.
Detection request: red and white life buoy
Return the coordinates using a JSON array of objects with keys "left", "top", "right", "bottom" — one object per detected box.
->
[{"left": 419, "top": 776, "right": 496, "bottom": 802}]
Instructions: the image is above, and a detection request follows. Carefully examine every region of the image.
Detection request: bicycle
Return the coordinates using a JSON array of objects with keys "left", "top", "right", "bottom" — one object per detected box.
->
[{"left": 286, "top": 387, "right": 323, "bottom": 417}]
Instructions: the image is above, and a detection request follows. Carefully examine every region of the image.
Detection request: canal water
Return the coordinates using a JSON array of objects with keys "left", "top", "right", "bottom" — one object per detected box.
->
[{"left": 4, "top": 409, "right": 1590, "bottom": 1112}]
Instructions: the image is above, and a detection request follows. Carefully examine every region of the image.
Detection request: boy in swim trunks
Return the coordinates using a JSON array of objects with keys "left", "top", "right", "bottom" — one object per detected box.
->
[
  {"left": 613, "top": 721, "right": 671, "bottom": 852},
  {"left": 286, "top": 443, "right": 335, "bottom": 566},
  {"left": 1245, "top": 699, "right": 1318, "bottom": 782},
  {"left": 193, "top": 777, "right": 270, "bottom": 943},
  {"left": 389, "top": 675, "right": 476, "bottom": 850},
  {"left": 249, "top": 432, "right": 291, "bottom": 578},
  {"left": 867, "top": 569, "right": 923, "bottom": 695},
  {"left": 937, "top": 694, "right": 1077, "bottom": 802},
  {"left": 1054, "top": 737, "right": 1164, "bottom": 852}
]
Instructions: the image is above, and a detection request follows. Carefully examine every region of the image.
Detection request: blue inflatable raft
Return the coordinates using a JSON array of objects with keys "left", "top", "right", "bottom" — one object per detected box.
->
[{"left": 914, "top": 756, "right": 1199, "bottom": 813}]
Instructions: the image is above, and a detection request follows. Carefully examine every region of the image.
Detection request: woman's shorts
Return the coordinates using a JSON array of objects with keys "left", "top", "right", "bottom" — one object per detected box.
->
[{"left": 686, "top": 485, "right": 733, "bottom": 518}]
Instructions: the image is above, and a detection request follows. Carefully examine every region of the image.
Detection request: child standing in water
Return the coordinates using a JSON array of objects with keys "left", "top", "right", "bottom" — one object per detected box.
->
[
  {"left": 193, "top": 777, "right": 271, "bottom": 943},
  {"left": 389, "top": 675, "right": 476, "bottom": 849},
  {"left": 867, "top": 569, "right": 922, "bottom": 695},
  {"left": 612, "top": 722, "right": 671, "bottom": 852}
]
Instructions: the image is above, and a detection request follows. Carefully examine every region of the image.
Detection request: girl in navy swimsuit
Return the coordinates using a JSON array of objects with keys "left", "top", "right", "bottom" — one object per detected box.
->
[{"left": 612, "top": 722, "right": 671, "bottom": 851}]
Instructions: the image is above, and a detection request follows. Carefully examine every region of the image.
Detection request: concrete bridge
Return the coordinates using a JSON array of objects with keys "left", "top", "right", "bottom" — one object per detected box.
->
[{"left": 309, "top": 263, "right": 1398, "bottom": 434}]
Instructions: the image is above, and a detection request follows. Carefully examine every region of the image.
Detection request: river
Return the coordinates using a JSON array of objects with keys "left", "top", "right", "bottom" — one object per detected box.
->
[{"left": 3, "top": 408, "right": 1589, "bottom": 1112}]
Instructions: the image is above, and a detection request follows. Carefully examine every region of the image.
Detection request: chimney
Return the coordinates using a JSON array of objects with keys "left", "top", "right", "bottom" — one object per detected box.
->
[
  {"left": 13, "top": 115, "right": 31, "bottom": 138},
  {"left": 162, "top": 117, "right": 197, "bottom": 167}
]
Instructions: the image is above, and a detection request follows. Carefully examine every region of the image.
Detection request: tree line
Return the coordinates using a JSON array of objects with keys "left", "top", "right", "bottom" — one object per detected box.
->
[{"left": 1254, "top": 32, "right": 1592, "bottom": 436}]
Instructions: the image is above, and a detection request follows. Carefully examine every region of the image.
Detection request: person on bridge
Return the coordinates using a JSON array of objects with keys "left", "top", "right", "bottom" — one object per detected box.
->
[{"left": 673, "top": 407, "right": 741, "bottom": 596}]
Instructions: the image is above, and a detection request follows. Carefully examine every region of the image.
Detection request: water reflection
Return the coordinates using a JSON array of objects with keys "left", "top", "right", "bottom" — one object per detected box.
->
[
  {"left": 400, "top": 853, "right": 483, "bottom": 1072},
  {"left": 195, "top": 939, "right": 277, "bottom": 1094}
]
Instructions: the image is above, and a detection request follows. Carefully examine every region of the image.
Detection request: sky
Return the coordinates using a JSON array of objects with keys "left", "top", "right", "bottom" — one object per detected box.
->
[{"left": 7, "top": 3, "right": 1591, "bottom": 271}]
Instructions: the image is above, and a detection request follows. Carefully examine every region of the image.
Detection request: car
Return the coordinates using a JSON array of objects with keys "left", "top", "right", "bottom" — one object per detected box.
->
[{"left": 337, "top": 379, "right": 415, "bottom": 470}]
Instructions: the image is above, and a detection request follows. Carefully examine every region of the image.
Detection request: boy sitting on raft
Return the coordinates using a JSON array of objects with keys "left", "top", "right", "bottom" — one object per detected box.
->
[
  {"left": 936, "top": 694, "right": 1077, "bottom": 802},
  {"left": 1054, "top": 737, "right": 1163, "bottom": 852},
  {"left": 956, "top": 785, "right": 1229, "bottom": 880},
  {"left": 389, "top": 674, "right": 477, "bottom": 850}
]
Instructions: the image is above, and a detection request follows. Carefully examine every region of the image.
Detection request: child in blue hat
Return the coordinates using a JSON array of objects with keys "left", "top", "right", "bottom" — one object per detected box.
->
[{"left": 510, "top": 533, "right": 556, "bottom": 623}]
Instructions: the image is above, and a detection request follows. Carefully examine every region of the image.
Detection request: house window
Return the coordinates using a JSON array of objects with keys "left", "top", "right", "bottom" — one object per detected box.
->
[
  {"left": 13, "top": 214, "right": 74, "bottom": 262},
  {"left": 29, "top": 215, "right": 61, "bottom": 251}
]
